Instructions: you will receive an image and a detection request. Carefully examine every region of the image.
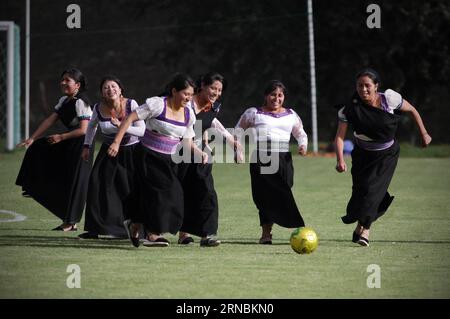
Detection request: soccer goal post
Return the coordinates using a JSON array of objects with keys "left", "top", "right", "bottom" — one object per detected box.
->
[{"left": 0, "top": 21, "right": 21, "bottom": 152}]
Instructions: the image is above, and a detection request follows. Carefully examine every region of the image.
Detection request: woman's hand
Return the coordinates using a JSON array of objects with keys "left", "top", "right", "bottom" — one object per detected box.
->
[
  {"left": 335, "top": 160, "right": 347, "bottom": 173},
  {"left": 111, "top": 117, "right": 121, "bottom": 127},
  {"left": 47, "top": 134, "right": 63, "bottom": 144},
  {"left": 298, "top": 145, "right": 307, "bottom": 156},
  {"left": 17, "top": 138, "right": 34, "bottom": 148},
  {"left": 81, "top": 147, "right": 90, "bottom": 161},
  {"left": 107, "top": 141, "right": 120, "bottom": 157},
  {"left": 421, "top": 132, "right": 432, "bottom": 148}
]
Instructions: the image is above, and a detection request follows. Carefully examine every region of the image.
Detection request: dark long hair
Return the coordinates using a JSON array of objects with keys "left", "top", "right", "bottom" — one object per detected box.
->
[
  {"left": 61, "top": 68, "right": 87, "bottom": 92},
  {"left": 262, "top": 80, "right": 287, "bottom": 107},
  {"left": 99, "top": 75, "right": 125, "bottom": 94},
  {"left": 195, "top": 72, "right": 226, "bottom": 112},
  {"left": 354, "top": 68, "right": 381, "bottom": 104},
  {"left": 61, "top": 68, "right": 91, "bottom": 105},
  {"left": 356, "top": 68, "right": 381, "bottom": 86},
  {"left": 99, "top": 75, "right": 126, "bottom": 118},
  {"left": 263, "top": 80, "right": 287, "bottom": 97},
  {"left": 195, "top": 72, "right": 227, "bottom": 93},
  {"left": 164, "top": 73, "right": 196, "bottom": 97}
]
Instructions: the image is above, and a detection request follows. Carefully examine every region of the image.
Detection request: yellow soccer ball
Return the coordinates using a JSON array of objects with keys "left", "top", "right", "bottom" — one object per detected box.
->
[{"left": 290, "top": 227, "right": 318, "bottom": 254}]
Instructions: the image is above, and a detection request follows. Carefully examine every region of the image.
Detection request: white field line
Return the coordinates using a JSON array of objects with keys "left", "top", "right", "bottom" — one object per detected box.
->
[{"left": 0, "top": 210, "right": 27, "bottom": 222}]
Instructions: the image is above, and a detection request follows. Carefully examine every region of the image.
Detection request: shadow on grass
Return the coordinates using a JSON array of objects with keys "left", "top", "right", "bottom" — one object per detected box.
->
[
  {"left": 222, "top": 238, "right": 450, "bottom": 245},
  {"left": 0, "top": 234, "right": 136, "bottom": 250},
  {"left": 318, "top": 238, "right": 450, "bottom": 244},
  {"left": 1, "top": 235, "right": 449, "bottom": 250},
  {"left": 222, "top": 238, "right": 290, "bottom": 245}
]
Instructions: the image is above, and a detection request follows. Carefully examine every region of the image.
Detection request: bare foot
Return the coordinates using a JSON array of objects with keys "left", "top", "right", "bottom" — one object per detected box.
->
[
  {"left": 148, "top": 233, "right": 163, "bottom": 241},
  {"left": 53, "top": 223, "right": 77, "bottom": 231},
  {"left": 360, "top": 228, "right": 370, "bottom": 240}
]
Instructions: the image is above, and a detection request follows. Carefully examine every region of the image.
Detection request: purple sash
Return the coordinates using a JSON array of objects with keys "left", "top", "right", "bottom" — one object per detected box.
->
[{"left": 140, "top": 129, "right": 180, "bottom": 154}]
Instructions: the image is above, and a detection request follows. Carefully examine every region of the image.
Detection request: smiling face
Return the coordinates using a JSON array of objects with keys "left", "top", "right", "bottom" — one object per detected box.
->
[
  {"left": 356, "top": 75, "right": 378, "bottom": 104},
  {"left": 200, "top": 80, "right": 223, "bottom": 104},
  {"left": 172, "top": 86, "right": 194, "bottom": 107},
  {"left": 264, "top": 87, "right": 285, "bottom": 111},
  {"left": 101, "top": 80, "right": 122, "bottom": 101},
  {"left": 60, "top": 74, "right": 80, "bottom": 97}
]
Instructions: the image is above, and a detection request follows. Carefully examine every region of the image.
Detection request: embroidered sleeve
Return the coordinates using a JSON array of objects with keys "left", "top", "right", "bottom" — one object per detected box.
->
[
  {"left": 126, "top": 99, "right": 145, "bottom": 137},
  {"left": 234, "top": 107, "right": 256, "bottom": 143},
  {"left": 183, "top": 107, "right": 196, "bottom": 139},
  {"left": 291, "top": 110, "right": 308, "bottom": 149},
  {"left": 135, "top": 96, "right": 164, "bottom": 120},
  {"left": 235, "top": 107, "right": 256, "bottom": 129},
  {"left": 75, "top": 99, "right": 92, "bottom": 120},
  {"left": 211, "top": 118, "right": 233, "bottom": 140},
  {"left": 83, "top": 104, "right": 99, "bottom": 147},
  {"left": 384, "top": 89, "right": 403, "bottom": 111}
]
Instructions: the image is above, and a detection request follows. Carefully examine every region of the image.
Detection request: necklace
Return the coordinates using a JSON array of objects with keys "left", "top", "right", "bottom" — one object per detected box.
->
[{"left": 103, "top": 98, "right": 123, "bottom": 118}]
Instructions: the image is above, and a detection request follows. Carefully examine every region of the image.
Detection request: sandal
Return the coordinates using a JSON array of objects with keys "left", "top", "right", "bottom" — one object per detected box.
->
[
  {"left": 357, "top": 236, "right": 370, "bottom": 247},
  {"left": 143, "top": 237, "right": 170, "bottom": 247},
  {"left": 259, "top": 234, "right": 272, "bottom": 245},
  {"left": 178, "top": 236, "right": 194, "bottom": 245},
  {"left": 200, "top": 237, "right": 221, "bottom": 247},
  {"left": 52, "top": 224, "right": 77, "bottom": 231}
]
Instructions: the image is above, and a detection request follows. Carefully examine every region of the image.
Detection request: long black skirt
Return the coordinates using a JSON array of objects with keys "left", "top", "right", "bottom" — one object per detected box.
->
[
  {"left": 342, "top": 141, "right": 400, "bottom": 227},
  {"left": 83, "top": 143, "right": 138, "bottom": 237},
  {"left": 132, "top": 144, "right": 184, "bottom": 234},
  {"left": 16, "top": 136, "right": 93, "bottom": 223},
  {"left": 178, "top": 162, "right": 219, "bottom": 237},
  {"left": 249, "top": 151, "right": 305, "bottom": 228}
]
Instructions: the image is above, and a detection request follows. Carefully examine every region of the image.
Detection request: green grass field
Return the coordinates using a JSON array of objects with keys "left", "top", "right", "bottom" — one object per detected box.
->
[{"left": 1, "top": 145, "right": 449, "bottom": 299}]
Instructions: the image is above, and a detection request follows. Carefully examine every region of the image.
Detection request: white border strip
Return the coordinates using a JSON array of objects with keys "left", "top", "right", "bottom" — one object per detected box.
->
[{"left": 0, "top": 209, "right": 27, "bottom": 222}]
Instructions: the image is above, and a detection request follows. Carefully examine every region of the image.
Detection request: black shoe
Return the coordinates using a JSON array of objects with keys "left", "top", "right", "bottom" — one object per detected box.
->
[
  {"left": 178, "top": 236, "right": 194, "bottom": 245},
  {"left": 357, "top": 236, "right": 370, "bottom": 247},
  {"left": 52, "top": 224, "right": 77, "bottom": 231},
  {"left": 156, "top": 237, "right": 169, "bottom": 243},
  {"left": 123, "top": 220, "right": 140, "bottom": 248},
  {"left": 352, "top": 232, "right": 360, "bottom": 243},
  {"left": 22, "top": 191, "right": 32, "bottom": 198},
  {"left": 78, "top": 232, "right": 99, "bottom": 239},
  {"left": 259, "top": 234, "right": 272, "bottom": 245},
  {"left": 200, "top": 237, "right": 221, "bottom": 247}
]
